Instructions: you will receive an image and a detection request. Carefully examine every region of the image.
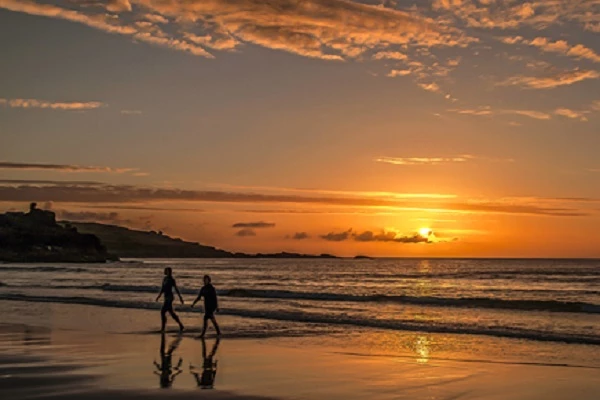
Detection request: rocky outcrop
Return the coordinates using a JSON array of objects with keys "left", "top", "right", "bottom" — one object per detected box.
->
[{"left": 0, "top": 203, "right": 112, "bottom": 263}]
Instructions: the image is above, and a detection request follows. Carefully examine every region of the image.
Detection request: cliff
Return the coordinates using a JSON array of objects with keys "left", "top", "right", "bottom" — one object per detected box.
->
[
  {"left": 0, "top": 204, "right": 112, "bottom": 263},
  {"left": 67, "top": 222, "right": 234, "bottom": 258},
  {"left": 68, "top": 222, "right": 338, "bottom": 259}
]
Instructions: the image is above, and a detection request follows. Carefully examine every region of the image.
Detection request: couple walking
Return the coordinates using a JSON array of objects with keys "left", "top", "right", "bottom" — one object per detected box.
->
[{"left": 156, "top": 267, "right": 221, "bottom": 336}]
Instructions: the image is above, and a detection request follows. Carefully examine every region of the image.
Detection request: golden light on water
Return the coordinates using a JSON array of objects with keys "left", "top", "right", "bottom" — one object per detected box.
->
[{"left": 415, "top": 335, "right": 431, "bottom": 364}]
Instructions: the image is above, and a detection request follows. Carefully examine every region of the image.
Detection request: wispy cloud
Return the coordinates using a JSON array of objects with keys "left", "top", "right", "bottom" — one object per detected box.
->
[
  {"left": 120, "top": 109, "right": 142, "bottom": 115},
  {"left": 375, "top": 154, "right": 513, "bottom": 165},
  {"left": 320, "top": 228, "right": 442, "bottom": 244},
  {"left": 376, "top": 155, "right": 474, "bottom": 165},
  {"left": 499, "top": 36, "right": 600, "bottom": 64},
  {"left": 0, "top": 161, "right": 136, "bottom": 174},
  {"left": 449, "top": 107, "right": 564, "bottom": 121},
  {"left": 387, "top": 69, "right": 412, "bottom": 77},
  {"left": 554, "top": 108, "right": 589, "bottom": 121},
  {"left": 0, "top": 181, "right": 588, "bottom": 217},
  {"left": 288, "top": 232, "right": 310, "bottom": 240},
  {"left": 418, "top": 82, "right": 441, "bottom": 93},
  {"left": 231, "top": 221, "right": 275, "bottom": 228},
  {"left": 235, "top": 228, "right": 257, "bottom": 237},
  {"left": 433, "top": 0, "right": 598, "bottom": 32},
  {"left": 0, "top": 97, "right": 104, "bottom": 110},
  {"left": 58, "top": 210, "right": 127, "bottom": 224},
  {"left": 499, "top": 69, "right": 600, "bottom": 89},
  {"left": 0, "top": 0, "right": 213, "bottom": 58}
]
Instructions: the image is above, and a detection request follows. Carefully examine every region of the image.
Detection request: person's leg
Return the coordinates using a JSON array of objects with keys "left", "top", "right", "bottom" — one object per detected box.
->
[
  {"left": 200, "top": 315, "right": 209, "bottom": 337},
  {"left": 160, "top": 307, "right": 167, "bottom": 332},
  {"left": 169, "top": 309, "right": 184, "bottom": 331},
  {"left": 210, "top": 316, "right": 221, "bottom": 335}
]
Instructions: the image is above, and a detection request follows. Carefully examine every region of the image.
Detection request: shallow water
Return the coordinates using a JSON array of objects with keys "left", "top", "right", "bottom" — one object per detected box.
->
[{"left": 1, "top": 258, "right": 599, "bottom": 348}]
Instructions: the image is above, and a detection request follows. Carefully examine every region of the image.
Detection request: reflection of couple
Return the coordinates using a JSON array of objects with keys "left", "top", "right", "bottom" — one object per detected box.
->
[
  {"left": 190, "top": 338, "right": 220, "bottom": 389},
  {"left": 154, "top": 333, "right": 183, "bottom": 388},
  {"left": 154, "top": 333, "right": 220, "bottom": 389}
]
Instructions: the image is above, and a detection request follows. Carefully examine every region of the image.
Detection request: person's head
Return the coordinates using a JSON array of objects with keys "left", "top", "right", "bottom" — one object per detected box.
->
[
  {"left": 164, "top": 267, "right": 172, "bottom": 276},
  {"left": 203, "top": 275, "right": 211, "bottom": 285}
]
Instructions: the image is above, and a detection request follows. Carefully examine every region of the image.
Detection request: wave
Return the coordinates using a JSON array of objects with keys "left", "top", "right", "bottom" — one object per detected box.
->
[
  {"left": 5, "top": 283, "right": 600, "bottom": 314},
  {"left": 99, "top": 285, "right": 600, "bottom": 314},
  {"left": 1, "top": 293, "right": 599, "bottom": 346},
  {"left": 222, "top": 288, "right": 600, "bottom": 314},
  {"left": 0, "top": 265, "right": 90, "bottom": 273}
]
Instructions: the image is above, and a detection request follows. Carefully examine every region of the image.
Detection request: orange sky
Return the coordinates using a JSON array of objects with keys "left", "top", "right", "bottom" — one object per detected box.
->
[{"left": 1, "top": 0, "right": 599, "bottom": 257}]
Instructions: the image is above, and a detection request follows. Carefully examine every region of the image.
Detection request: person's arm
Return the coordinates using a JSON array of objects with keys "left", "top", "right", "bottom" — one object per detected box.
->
[
  {"left": 215, "top": 290, "right": 219, "bottom": 312},
  {"left": 174, "top": 281, "right": 184, "bottom": 305},
  {"left": 191, "top": 288, "right": 203, "bottom": 308},
  {"left": 155, "top": 285, "right": 164, "bottom": 302}
]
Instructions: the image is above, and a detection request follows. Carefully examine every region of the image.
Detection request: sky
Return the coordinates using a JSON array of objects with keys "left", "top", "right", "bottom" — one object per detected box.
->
[{"left": 1, "top": 0, "right": 599, "bottom": 258}]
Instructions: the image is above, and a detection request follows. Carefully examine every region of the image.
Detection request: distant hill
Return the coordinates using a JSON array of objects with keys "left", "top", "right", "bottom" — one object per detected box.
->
[
  {"left": 66, "top": 222, "right": 233, "bottom": 258},
  {"left": 0, "top": 204, "right": 111, "bottom": 263},
  {"left": 66, "top": 222, "right": 338, "bottom": 259}
]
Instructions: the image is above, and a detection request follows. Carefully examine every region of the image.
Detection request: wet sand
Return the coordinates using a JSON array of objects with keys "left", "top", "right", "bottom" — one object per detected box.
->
[{"left": 1, "top": 302, "right": 599, "bottom": 400}]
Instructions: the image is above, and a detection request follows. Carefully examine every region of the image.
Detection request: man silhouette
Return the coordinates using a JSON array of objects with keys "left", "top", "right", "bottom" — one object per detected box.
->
[
  {"left": 155, "top": 267, "right": 185, "bottom": 332},
  {"left": 191, "top": 275, "right": 221, "bottom": 337}
]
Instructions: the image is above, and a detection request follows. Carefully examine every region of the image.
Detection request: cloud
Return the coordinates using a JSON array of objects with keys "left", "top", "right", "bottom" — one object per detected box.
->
[
  {"left": 0, "top": 0, "right": 213, "bottom": 58},
  {"left": 105, "top": 0, "right": 132, "bottom": 13},
  {"left": 432, "top": 0, "right": 597, "bottom": 32},
  {"left": 373, "top": 51, "right": 407, "bottom": 60},
  {"left": 0, "top": 161, "right": 136, "bottom": 173},
  {"left": 231, "top": 221, "right": 275, "bottom": 228},
  {"left": 120, "top": 109, "right": 142, "bottom": 115},
  {"left": 387, "top": 69, "right": 412, "bottom": 77},
  {"left": 418, "top": 82, "right": 441, "bottom": 93},
  {"left": 0, "top": 0, "right": 137, "bottom": 35},
  {"left": 507, "top": 110, "right": 552, "bottom": 120},
  {"left": 0, "top": 97, "right": 104, "bottom": 110},
  {"left": 0, "top": 181, "right": 588, "bottom": 217},
  {"left": 500, "top": 36, "right": 600, "bottom": 64},
  {"left": 142, "top": 13, "right": 168, "bottom": 24},
  {"left": 235, "top": 228, "right": 256, "bottom": 237},
  {"left": 319, "top": 229, "right": 438, "bottom": 244},
  {"left": 289, "top": 232, "right": 310, "bottom": 240},
  {"left": 0, "top": 0, "right": 473, "bottom": 65},
  {"left": 554, "top": 108, "right": 588, "bottom": 121},
  {"left": 353, "top": 230, "right": 433, "bottom": 243},
  {"left": 448, "top": 107, "right": 552, "bottom": 120},
  {"left": 320, "top": 229, "right": 352, "bottom": 242},
  {"left": 499, "top": 70, "right": 600, "bottom": 89},
  {"left": 0, "top": 179, "right": 104, "bottom": 185},
  {"left": 375, "top": 155, "right": 475, "bottom": 165},
  {"left": 58, "top": 210, "right": 126, "bottom": 224}
]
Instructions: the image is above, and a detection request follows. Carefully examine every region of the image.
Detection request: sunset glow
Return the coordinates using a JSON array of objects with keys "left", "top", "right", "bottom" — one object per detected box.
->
[{"left": 1, "top": 0, "right": 599, "bottom": 257}]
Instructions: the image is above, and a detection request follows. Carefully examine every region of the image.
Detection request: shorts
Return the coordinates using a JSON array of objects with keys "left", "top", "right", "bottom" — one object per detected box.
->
[
  {"left": 203, "top": 309, "right": 216, "bottom": 320},
  {"left": 162, "top": 298, "right": 174, "bottom": 313}
]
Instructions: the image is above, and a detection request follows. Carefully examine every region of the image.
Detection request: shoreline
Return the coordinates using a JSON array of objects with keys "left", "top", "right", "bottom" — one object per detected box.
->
[{"left": 2, "top": 320, "right": 600, "bottom": 400}]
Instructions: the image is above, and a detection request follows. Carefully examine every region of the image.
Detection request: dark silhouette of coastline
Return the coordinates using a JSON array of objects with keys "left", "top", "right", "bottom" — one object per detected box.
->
[
  {"left": 1, "top": 203, "right": 338, "bottom": 261},
  {"left": 63, "top": 221, "right": 339, "bottom": 259},
  {"left": 0, "top": 203, "right": 112, "bottom": 262}
]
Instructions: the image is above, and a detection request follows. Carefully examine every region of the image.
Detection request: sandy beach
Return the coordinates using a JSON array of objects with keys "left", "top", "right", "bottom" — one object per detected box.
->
[{"left": 1, "top": 300, "right": 599, "bottom": 400}]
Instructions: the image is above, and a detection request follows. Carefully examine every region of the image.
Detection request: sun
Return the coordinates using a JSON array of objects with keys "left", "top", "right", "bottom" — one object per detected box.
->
[{"left": 418, "top": 227, "right": 432, "bottom": 238}]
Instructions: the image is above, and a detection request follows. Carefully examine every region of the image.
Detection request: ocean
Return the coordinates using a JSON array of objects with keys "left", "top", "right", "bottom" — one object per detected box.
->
[{"left": 1, "top": 258, "right": 599, "bottom": 363}]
